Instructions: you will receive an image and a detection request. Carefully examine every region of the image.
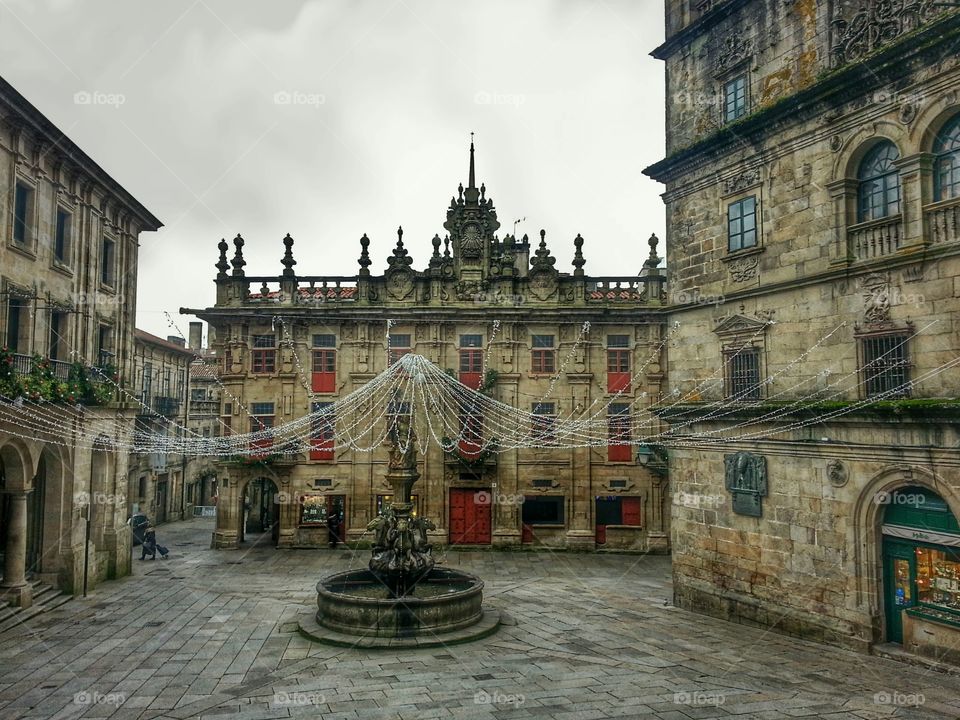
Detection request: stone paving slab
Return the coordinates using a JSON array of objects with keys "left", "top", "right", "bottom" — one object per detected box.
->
[{"left": 0, "top": 518, "right": 959, "bottom": 719}]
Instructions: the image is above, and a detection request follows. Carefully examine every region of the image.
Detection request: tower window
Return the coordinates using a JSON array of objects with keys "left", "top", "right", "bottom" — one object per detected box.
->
[
  {"left": 727, "top": 196, "right": 757, "bottom": 252},
  {"left": 723, "top": 75, "right": 747, "bottom": 123},
  {"left": 857, "top": 142, "right": 901, "bottom": 222}
]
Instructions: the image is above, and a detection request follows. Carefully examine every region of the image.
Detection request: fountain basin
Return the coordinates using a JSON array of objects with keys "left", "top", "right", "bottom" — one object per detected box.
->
[{"left": 316, "top": 567, "right": 484, "bottom": 638}]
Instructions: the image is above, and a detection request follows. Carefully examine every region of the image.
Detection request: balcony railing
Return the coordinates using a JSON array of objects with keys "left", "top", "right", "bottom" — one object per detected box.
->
[
  {"left": 926, "top": 199, "right": 960, "bottom": 246},
  {"left": 152, "top": 396, "right": 181, "bottom": 417},
  {"left": 849, "top": 216, "right": 903, "bottom": 261}
]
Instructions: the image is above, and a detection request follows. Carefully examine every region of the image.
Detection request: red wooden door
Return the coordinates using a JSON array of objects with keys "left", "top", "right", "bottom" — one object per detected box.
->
[
  {"left": 622, "top": 497, "right": 642, "bottom": 526},
  {"left": 595, "top": 524, "right": 606, "bottom": 545},
  {"left": 449, "top": 489, "right": 491, "bottom": 544}
]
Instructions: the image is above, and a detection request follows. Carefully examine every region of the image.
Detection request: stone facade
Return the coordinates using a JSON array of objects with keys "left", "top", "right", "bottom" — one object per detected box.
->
[
  {"left": 184, "top": 322, "right": 221, "bottom": 515},
  {"left": 646, "top": 1, "right": 960, "bottom": 659},
  {"left": 128, "top": 330, "right": 193, "bottom": 525},
  {"left": 0, "top": 75, "right": 161, "bottom": 604},
  {"left": 184, "top": 145, "right": 671, "bottom": 553}
]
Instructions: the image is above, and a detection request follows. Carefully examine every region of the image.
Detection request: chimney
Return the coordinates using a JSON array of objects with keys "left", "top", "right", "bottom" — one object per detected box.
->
[
  {"left": 166, "top": 336, "right": 186, "bottom": 347},
  {"left": 189, "top": 322, "right": 203, "bottom": 351}
]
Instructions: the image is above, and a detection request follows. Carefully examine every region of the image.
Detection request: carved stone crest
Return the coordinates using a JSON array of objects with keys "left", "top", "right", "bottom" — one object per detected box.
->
[
  {"left": 715, "top": 35, "right": 752, "bottom": 73},
  {"left": 860, "top": 273, "right": 891, "bottom": 326},
  {"left": 826, "top": 459, "right": 848, "bottom": 488},
  {"left": 830, "top": 0, "right": 944, "bottom": 68},
  {"left": 728, "top": 255, "right": 759, "bottom": 283},
  {"left": 460, "top": 224, "right": 483, "bottom": 259},
  {"left": 723, "top": 168, "right": 761, "bottom": 195},
  {"left": 724, "top": 451, "right": 768, "bottom": 517}
]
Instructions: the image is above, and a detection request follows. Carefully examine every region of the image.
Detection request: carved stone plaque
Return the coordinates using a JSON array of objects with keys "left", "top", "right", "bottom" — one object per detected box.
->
[{"left": 724, "top": 451, "right": 768, "bottom": 517}]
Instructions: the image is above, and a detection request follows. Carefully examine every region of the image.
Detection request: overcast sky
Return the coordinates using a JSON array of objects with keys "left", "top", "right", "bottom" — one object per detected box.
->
[{"left": 1, "top": 0, "right": 666, "bottom": 340}]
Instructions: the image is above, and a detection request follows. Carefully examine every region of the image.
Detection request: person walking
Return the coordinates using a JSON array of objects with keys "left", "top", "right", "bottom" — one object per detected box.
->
[
  {"left": 140, "top": 525, "right": 169, "bottom": 560},
  {"left": 327, "top": 512, "right": 341, "bottom": 549}
]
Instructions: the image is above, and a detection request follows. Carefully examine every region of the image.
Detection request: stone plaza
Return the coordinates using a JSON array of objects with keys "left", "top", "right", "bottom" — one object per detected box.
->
[{"left": 1, "top": 517, "right": 959, "bottom": 720}]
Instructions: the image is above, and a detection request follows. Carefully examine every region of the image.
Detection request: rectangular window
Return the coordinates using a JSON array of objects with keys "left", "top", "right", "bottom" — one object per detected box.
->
[
  {"left": 607, "top": 403, "right": 632, "bottom": 462},
  {"left": 54, "top": 209, "right": 71, "bottom": 264},
  {"left": 531, "top": 334, "right": 555, "bottom": 374},
  {"left": 6, "top": 296, "right": 27, "bottom": 353},
  {"left": 13, "top": 183, "right": 32, "bottom": 244},
  {"left": 48, "top": 311, "right": 66, "bottom": 361},
  {"left": 458, "top": 408, "right": 483, "bottom": 460},
  {"left": 312, "top": 333, "right": 336, "bottom": 347},
  {"left": 100, "top": 237, "right": 115, "bottom": 286},
  {"left": 916, "top": 546, "right": 960, "bottom": 613},
  {"left": 725, "top": 346, "right": 762, "bottom": 400},
  {"left": 98, "top": 325, "right": 114, "bottom": 367},
  {"left": 251, "top": 334, "right": 276, "bottom": 374},
  {"left": 459, "top": 338, "right": 483, "bottom": 389},
  {"left": 221, "top": 402, "right": 232, "bottom": 436},
  {"left": 311, "top": 348, "right": 336, "bottom": 392},
  {"left": 522, "top": 496, "right": 565, "bottom": 526},
  {"left": 861, "top": 334, "right": 911, "bottom": 398},
  {"left": 728, "top": 196, "right": 757, "bottom": 252},
  {"left": 310, "top": 401, "right": 335, "bottom": 461},
  {"left": 724, "top": 75, "right": 747, "bottom": 123},
  {"left": 250, "top": 402, "right": 275, "bottom": 455},
  {"left": 531, "top": 402, "right": 557, "bottom": 444},
  {"left": 595, "top": 496, "right": 642, "bottom": 527},
  {"left": 607, "top": 335, "right": 631, "bottom": 394},
  {"left": 389, "top": 333, "right": 411, "bottom": 365}
]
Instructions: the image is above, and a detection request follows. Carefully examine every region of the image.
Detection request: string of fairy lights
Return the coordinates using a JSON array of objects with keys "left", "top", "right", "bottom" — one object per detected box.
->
[{"left": 0, "top": 317, "right": 955, "bottom": 458}]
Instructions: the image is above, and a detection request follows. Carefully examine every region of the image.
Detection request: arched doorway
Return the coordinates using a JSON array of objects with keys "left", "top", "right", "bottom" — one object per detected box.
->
[
  {"left": 881, "top": 485, "right": 960, "bottom": 643},
  {"left": 241, "top": 478, "right": 279, "bottom": 546}
]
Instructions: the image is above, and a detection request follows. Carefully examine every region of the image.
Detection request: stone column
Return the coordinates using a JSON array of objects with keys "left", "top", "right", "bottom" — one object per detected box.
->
[
  {"left": 1, "top": 492, "right": 32, "bottom": 608},
  {"left": 646, "top": 475, "right": 670, "bottom": 553}
]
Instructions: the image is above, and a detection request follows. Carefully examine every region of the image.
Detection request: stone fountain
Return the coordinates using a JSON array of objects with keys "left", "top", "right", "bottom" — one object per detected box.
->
[{"left": 299, "top": 417, "right": 501, "bottom": 647}]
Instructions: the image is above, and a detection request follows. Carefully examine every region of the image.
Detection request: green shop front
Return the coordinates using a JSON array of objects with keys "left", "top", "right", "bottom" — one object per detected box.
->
[{"left": 882, "top": 486, "right": 960, "bottom": 662}]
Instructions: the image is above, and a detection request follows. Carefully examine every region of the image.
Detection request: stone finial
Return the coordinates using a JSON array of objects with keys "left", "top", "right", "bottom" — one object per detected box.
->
[
  {"left": 443, "top": 235, "right": 451, "bottom": 259},
  {"left": 429, "top": 233, "right": 442, "bottom": 268},
  {"left": 281, "top": 233, "right": 297, "bottom": 278},
  {"left": 231, "top": 234, "right": 246, "bottom": 277},
  {"left": 530, "top": 229, "right": 556, "bottom": 272},
  {"left": 480, "top": 183, "right": 486, "bottom": 202},
  {"left": 387, "top": 226, "right": 413, "bottom": 271},
  {"left": 458, "top": 183, "right": 464, "bottom": 203},
  {"left": 644, "top": 232, "right": 661, "bottom": 269},
  {"left": 215, "top": 238, "right": 229, "bottom": 278},
  {"left": 260, "top": 281, "right": 269, "bottom": 299},
  {"left": 358, "top": 233, "right": 372, "bottom": 276},
  {"left": 572, "top": 233, "right": 585, "bottom": 276}
]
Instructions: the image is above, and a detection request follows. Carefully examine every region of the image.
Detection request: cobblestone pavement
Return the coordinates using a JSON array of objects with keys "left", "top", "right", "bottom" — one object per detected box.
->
[{"left": 1, "top": 518, "right": 959, "bottom": 720}]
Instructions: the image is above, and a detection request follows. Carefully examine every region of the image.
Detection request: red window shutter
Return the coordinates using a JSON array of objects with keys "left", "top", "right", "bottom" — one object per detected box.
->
[
  {"left": 312, "top": 372, "right": 336, "bottom": 393},
  {"left": 608, "top": 372, "right": 631, "bottom": 394},
  {"left": 310, "top": 438, "right": 334, "bottom": 461},
  {"left": 621, "top": 497, "right": 642, "bottom": 526},
  {"left": 459, "top": 372, "right": 482, "bottom": 389}
]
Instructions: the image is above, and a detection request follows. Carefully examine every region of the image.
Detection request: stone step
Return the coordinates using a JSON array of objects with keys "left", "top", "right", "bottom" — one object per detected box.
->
[{"left": 0, "top": 578, "right": 72, "bottom": 636}]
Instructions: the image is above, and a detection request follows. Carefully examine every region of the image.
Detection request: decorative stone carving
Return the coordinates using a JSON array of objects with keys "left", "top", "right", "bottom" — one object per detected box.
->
[
  {"left": 723, "top": 168, "right": 761, "bottom": 195},
  {"left": 827, "top": 460, "right": 848, "bottom": 488},
  {"left": 860, "top": 273, "right": 891, "bottom": 326},
  {"left": 728, "top": 255, "right": 759, "bottom": 283},
  {"left": 724, "top": 452, "right": 768, "bottom": 517},
  {"left": 715, "top": 35, "right": 752, "bottom": 74},
  {"left": 830, "top": 0, "right": 944, "bottom": 68},
  {"left": 830, "top": 134, "right": 844, "bottom": 152},
  {"left": 898, "top": 102, "right": 918, "bottom": 125}
]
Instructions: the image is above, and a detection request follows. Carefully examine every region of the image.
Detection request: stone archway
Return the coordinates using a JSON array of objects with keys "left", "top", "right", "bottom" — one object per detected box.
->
[
  {"left": 0, "top": 439, "right": 38, "bottom": 607},
  {"left": 852, "top": 465, "right": 960, "bottom": 645}
]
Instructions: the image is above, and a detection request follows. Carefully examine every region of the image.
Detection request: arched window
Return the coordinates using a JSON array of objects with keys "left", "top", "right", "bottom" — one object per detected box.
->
[
  {"left": 857, "top": 142, "right": 901, "bottom": 222},
  {"left": 934, "top": 114, "right": 960, "bottom": 201}
]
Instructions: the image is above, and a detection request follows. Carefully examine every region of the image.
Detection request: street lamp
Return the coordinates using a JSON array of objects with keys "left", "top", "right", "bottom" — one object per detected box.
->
[{"left": 637, "top": 444, "right": 668, "bottom": 475}]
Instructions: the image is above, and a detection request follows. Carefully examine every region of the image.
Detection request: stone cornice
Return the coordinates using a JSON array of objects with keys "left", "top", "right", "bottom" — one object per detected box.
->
[
  {"left": 651, "top": 0, "right": 752, "bottom": 61},
  {"left": 644, "top": 11, "right": 960, "bottom": 184}
]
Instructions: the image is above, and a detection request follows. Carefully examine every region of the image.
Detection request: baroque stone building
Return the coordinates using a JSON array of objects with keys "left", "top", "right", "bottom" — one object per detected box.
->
[
  {"left": 184, "top": 321, "right": 221, "bottom": 513},
  {"left": 184, "top": 145, "right": 670, "bottom": 553},
  {"left": 0, "top": 76, "right": 161, "bottom": 605},
  {"left": 645, "top": 0, "right": 960, "bottom": 663}
]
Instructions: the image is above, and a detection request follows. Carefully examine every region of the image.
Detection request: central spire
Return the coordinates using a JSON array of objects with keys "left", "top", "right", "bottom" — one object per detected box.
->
[{"left": 468, "top": 131, "right": 476, "bottom": 189}]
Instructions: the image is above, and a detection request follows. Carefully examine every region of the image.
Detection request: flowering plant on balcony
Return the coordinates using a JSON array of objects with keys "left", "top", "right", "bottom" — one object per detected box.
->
[{"left": 0, "top": 347, "right": 115, "bottom": 405}]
